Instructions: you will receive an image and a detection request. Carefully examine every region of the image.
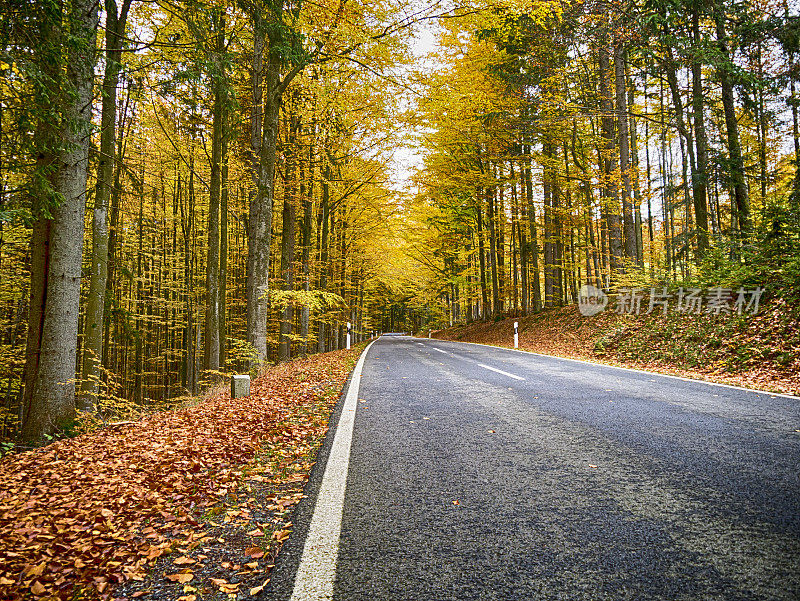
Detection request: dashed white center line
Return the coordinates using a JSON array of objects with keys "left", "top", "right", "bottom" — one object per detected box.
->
[
  {"left": 433, "top": 348, "right": 449, "bottom": 355},
  {"left": 477, "top": 363, "right": 525, "bottom": 381}
]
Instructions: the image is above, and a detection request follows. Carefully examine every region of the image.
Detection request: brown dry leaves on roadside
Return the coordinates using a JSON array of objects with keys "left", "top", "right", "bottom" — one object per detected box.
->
[{"left": 0, "top": 347, "right": 359, "bottom": 600}]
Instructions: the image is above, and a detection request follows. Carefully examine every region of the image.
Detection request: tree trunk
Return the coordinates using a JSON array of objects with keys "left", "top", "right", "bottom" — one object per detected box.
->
[
  {"left": 204, "top": 11, "right": 225, "bottom": 374},
  {"left": 23, "top": 0, "right": 98, "bottom": 443},
  {"left": 524, "top": 154, "right": 541, "bottom": 310},
  {"left": 615, "top": 42, "right": 637, "bottom": 263},
  {"left": 246, "top": 11, "right": 305, "bottom": 366},
  {"left": 219, "top": 138, "right": 228, "bottom": 367},
  {"left": 246, "top": 17, "right": 268, "bottom": 366},
  {"left": 278, "top": 114, "right": 298, "bottom": 362},
  {"left": 598, "top": 40, "right": 623, "bottom": 277},
  {"left": 714, "top": 12, "right": 751, "bottom": 237},
  {"left": 80, "top": 0, "right": 131, "bottom": 410},
  {"left": 543, "top": 143, "right": 555, "bottom": 307},
  {"left": 691, "top": 9, "right": 710, "bottom": 254},
  {"left": 300, "top": 133, "right": 313, "bottom": 354},
  {"left": 476, "top": 194, "right": 489, "bottom": 318},
  {"left": 317, "top": 167, "right": 330, "bottom": 352},
  {"left": 486, "top": 186, "right": 501, "bottom": 317}
]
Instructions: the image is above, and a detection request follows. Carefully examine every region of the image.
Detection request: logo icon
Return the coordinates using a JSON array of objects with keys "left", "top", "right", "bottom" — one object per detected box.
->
[{"left": 578, "top": 284, "right": 608, "bottom": 316}]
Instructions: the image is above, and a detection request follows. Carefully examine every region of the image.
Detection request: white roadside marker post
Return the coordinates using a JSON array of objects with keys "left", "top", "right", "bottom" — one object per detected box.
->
[
  {"left": 514, "top": 321, "right": 519, "bottom": 349},
  {"left": 346, "top": 322, "right": 351, "bottom": 350}
]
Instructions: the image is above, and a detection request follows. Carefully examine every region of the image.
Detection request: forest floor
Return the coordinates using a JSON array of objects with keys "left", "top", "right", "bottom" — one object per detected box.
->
[
  {"left": 430, "top": 300, "right": 800, "bottom": 396},
  {"left": 0, "top": 345, "right": 363, "bottom": 601}
]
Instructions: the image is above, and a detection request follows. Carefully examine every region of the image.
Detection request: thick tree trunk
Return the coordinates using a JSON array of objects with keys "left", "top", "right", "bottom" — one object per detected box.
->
[
  {"left": 22, "top": 0, "right": 98, "bottom": 443},
  {"left": 247, "top": 85, "right": 278, "bottom": 366},
  {"left": 246, "top": 10, "right": 305, "bottom": 366},
  {"left": 246, "top": 18, "right": 268, "bottom": 366}
]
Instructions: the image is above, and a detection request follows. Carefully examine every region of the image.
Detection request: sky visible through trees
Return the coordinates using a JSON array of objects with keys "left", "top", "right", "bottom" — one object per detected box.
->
[{"left": 0, "top": 0, "right": 799, "bottom": 443}]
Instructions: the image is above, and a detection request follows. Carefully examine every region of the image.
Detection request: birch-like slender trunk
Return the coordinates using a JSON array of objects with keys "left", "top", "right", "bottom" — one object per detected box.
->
[
  {"left": 615, "top": 42, "right": 637, "bottom": 263},
  {"left": 80, "top": 0, "right": 131, "bottom": 410},
  {"left": 204, "top": 11, "right": 225, "bottom": 374},
  {"left": 714, "top": 12, "right": 751, "bottom": 237},
  {"left": 691, "top": 9, "right": 710, "bottom": 254}
]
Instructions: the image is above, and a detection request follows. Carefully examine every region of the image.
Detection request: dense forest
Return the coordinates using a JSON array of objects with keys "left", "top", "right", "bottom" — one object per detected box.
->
[
  {"left": 409, "top": 0, "right": 800, "bottom": 323},
  {"left": 1, "top": 0, "right": 799, "bottom": 443}
]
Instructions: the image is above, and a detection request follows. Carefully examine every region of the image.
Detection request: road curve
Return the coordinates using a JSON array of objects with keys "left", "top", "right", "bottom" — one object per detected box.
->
[{"left": 265, "top": 336, "right": 800, "bottom": 600}]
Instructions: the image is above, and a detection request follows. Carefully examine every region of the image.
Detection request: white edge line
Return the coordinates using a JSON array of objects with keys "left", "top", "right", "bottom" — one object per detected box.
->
[
  {"left": 476, "top": 363, "right": 525, "bottom": 381},
  {"left": 422, "top": 338, "right": 800, "bottom": 400},
  {"left": 432, "top": 347, "right": 449, "bottom": 354},
  {"left": 289, "top": 340, "right": 376, "bottom": 601}
]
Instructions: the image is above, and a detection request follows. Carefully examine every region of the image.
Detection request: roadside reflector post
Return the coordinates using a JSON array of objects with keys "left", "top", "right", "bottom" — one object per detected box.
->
[
  {"left": 347, "top": 322, "right": 352, "bottom": 349},
  {"left": 514, "top": 321, "right": 519, "bottom": 349},
  {"left": 231, "top": 374, "right": 250, "bottom": 399}
]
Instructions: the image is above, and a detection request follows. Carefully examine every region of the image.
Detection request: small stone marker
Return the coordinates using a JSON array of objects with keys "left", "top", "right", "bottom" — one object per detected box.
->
[{"left": 231, "top": 374, "right": 250, "bottom": 399}]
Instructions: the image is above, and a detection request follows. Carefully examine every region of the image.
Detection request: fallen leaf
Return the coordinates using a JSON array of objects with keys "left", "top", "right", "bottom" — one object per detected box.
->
[
  {"left": 0, "top": 348, "right": 360, "bottom": 601},
  {"left": 452, "top": 500, "right": 460, "bottom": 505},
  {"left": 588, "top": 464, "right": 598, "bottom": 469},
  {"left": 244, "top": 546, "right": 264, "bottom": 559},
  {"left": 173, "top": 556, "right": 196, "bottom": 565},
  {"left": 250, "top": 578, "right": 271, "bottom": 596},
  {"left": 30, "top": 581, "right": 46, "bottom": 596}
]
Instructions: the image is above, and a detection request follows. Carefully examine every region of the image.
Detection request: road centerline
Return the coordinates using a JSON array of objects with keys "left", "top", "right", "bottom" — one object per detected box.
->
[{"left": 476, "top": 362, "right": 525, "bottom": 381}]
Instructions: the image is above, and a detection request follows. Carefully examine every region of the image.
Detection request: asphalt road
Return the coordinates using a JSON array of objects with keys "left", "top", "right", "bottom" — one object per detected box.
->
[{"left": 266, "top": 336, "right": 800, "bottom": 600}]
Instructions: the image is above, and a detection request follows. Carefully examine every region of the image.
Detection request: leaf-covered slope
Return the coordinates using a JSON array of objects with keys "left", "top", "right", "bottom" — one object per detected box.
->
[
  {"left": 0, "top": 347, "right": 360, "bottom": 600},
  {"left": 432, "top": 304, "right": 800, "bottom": 396}
]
